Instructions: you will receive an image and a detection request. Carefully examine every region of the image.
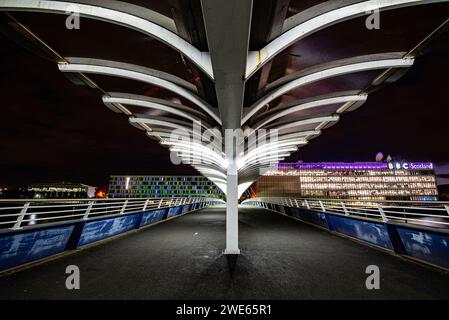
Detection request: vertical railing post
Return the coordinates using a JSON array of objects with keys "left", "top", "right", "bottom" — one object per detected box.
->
[
  {"left": 168, "top": 198, "right": 173, "bottom": 207},
  {"left": 304, "top": 200, "right": 310, "bottom": 209},
  {"left": 157, "top": 199, "right": 163, "bottom": 209},
  {"left": 341, "top": 202, "right": 349, "bottom": 216},
  {"left": 143, "top": 199, "right": 150, "bottom": 211},
  {"left": 377, "top": 203, "right": 388, "bottom": 222},
  {"left": 319, "top": 200, "right": 326, "bottom": 212},
  {"left": 294, "top": 199, "right": 299, "bottom": 207},
  {"left": 83, "top": 200, "right": 95, "bottom": 220},
  {"left": 120, "top": 200, "right": 129, "bottom": 215},
  {"left": 13, "top": 202, "right": 30, "bottom": 230},
  {"left": 445, "top": 205, "right": 449, "bottom": 215}
]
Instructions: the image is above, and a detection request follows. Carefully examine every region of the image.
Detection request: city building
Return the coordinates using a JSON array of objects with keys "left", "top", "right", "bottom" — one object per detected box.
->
[
  {"left": 26, "top": 182, "right": 97, "bottom": 199},
  {"left": 108, "top": 175, "right": 224, "bottom": 199},
  {"left": 252, "top": 161, "right": 439, "bottom": 201},
  {"left": 0, "top": 182, "right": 97, "bottom": 199}
]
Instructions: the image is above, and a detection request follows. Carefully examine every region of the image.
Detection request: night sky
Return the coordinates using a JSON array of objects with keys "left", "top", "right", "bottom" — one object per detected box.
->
[{"left": 0, "top": 20, "right": 448, "bottom": 188}]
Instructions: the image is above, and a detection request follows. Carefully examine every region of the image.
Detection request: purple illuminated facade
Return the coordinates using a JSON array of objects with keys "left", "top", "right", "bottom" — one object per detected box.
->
[
  {"left": 253, "top": 161, "right": 438, "bottom": 201},
  {"left": 277, "top": 162, "right": 434, "bottom": 171}
]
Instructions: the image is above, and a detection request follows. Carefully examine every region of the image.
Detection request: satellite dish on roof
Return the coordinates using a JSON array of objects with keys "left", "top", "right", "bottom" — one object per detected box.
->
[{"left": 375, "top": 152, "right": 384, "bottom": 162}]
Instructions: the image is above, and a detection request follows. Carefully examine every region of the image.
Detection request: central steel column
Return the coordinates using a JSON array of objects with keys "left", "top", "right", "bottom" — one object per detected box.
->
[
  {"left": 201, "top": 0, "right": 253, "bottom": 254},
  {"left": 225, "top": 155, "right": 240, "bottom": 254}
]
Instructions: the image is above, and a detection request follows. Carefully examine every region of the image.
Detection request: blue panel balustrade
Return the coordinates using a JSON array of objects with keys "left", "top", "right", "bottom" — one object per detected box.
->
[
  {"left": 78, "top": 214, "right": 139, "bottom": 246},
  {"left": 396, "top": 227, "right": 449, "bottom": 269},
  {"left": 0, "top": 226, "right": 74, "bottom": 270}
]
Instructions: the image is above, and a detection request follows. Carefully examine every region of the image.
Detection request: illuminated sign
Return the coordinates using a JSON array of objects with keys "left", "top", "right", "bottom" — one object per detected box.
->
[
  {"left": 387, "top": 162, "right": 433, "bottom": 170},
  {"left": 277, "top": 162, "right": 434, "bottom": 171},
  {"left": 388, "top": 162, "right": 408, "bottom": 170}
]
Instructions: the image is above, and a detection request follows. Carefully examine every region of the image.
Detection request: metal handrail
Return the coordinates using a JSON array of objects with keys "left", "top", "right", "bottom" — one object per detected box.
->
[
  {"left": 0, "top": 197, "right": 224, "bottom": 231},
  {"left": 242, "top": 197, "right": 449, "bottom": 229}
]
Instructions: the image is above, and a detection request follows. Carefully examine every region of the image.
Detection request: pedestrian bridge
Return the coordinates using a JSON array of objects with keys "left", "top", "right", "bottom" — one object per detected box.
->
[
  {"left": 0, "top": 197, "right": 449, "bottom": 299},
  {"left": 1, "top": 0, "right": 449, "bottom": 254}
]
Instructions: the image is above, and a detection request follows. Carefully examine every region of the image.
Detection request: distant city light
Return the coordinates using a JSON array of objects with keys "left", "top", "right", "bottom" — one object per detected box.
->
[{"left": 96, "top": 190, "right": 107, "bottom": 198}]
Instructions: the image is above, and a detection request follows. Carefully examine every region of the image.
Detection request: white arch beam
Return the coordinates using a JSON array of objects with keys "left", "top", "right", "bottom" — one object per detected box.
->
[
  {"left": 0, "top": 0, "right": 214, "bottom": 78},
  {"left": 165, "top": 141, "right": 225, "bottom": 163},
  {"left": 269, "top": 116, "right": 340, "bottom": 132},
  {"left": 242, "top": 56, "right": 414, "bottom": 124},
  {"left": 103, "top": 94, "right": 208, "bottom": 127},
  {"left": 245, "top": 0, "right": 447, "bottom": 78},
  {"left": 243, "top": 130, "right": 318, "bottom": 152},
  {"left": 129, "top": 117, "right": 193, "bottom": 133},
  {"left": 253, "top": 94, "right": 367, "bottom": 130},
  {"left": 58, "top": 59, "right": 221, "bottom": 124}
]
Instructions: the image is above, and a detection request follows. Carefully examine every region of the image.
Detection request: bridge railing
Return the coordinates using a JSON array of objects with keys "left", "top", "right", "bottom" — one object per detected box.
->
[
  {"left": 0, "top": 197, "right": 222, "bottom": 231},
  {"left": 243, "top": 197, "right": 449, "bottom": 229}
]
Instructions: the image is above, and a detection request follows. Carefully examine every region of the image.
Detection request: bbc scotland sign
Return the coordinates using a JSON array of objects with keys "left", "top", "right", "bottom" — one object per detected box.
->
[{"left": 388, "top": 162, "right": 433, "bottom": 170}]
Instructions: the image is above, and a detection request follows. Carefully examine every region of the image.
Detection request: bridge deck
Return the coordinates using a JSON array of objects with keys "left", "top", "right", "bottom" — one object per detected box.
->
[{"left": 1, "top": 206, "right": 449, "bottom": 299}]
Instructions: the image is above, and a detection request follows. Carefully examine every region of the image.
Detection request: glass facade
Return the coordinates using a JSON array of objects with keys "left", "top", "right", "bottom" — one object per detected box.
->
[
  {"left": 108, "top": 175, "right": 224, "bottom": 199},
  {"left": 254, "top": 162, "right": 439, "bottom": 201}
]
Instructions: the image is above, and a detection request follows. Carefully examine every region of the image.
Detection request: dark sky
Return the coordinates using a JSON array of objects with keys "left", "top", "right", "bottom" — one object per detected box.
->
[
  {"left": 0, "top": 31, "right": 197, "bottom": 188},
  {"left": 0, "top": 19, "right": 448, "bottom": 188}
]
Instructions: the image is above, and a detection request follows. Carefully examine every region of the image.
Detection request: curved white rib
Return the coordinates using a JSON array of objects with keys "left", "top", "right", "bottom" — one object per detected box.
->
[
  {"left": 58, "top": 62, "right": 221, "bottom": 124},
  {"left": 129, "top": 117, "right": 192, "bottom": 132},
  {"left": 240, "top": 140, "right": 305, "bottom": 165},
  {"left": 0, "top": 0, "right": 213, "bottom": 78},
  {"left": 253, "top": 94, "right": 367, "bottom": 130},
  {"left": 163, "top": 141, "right": 225, "bottom": 162},
  {"left": 243, "top": 130, "right": 319, "bottom": 152},
  {"left": 245, "top": 0, "right": 447, "bottom": 78},
  {"left": 242, "top": 58, "right": 413, "bottom": 124},
  {"left": 103, "top": 95, "right": 205, "bottom": 126},
  {"left": 270, "top": 116, "right": 340, "bottom": 132},
  {"left": 171, "top": 149, "right": 225, "bottom": 169}
]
